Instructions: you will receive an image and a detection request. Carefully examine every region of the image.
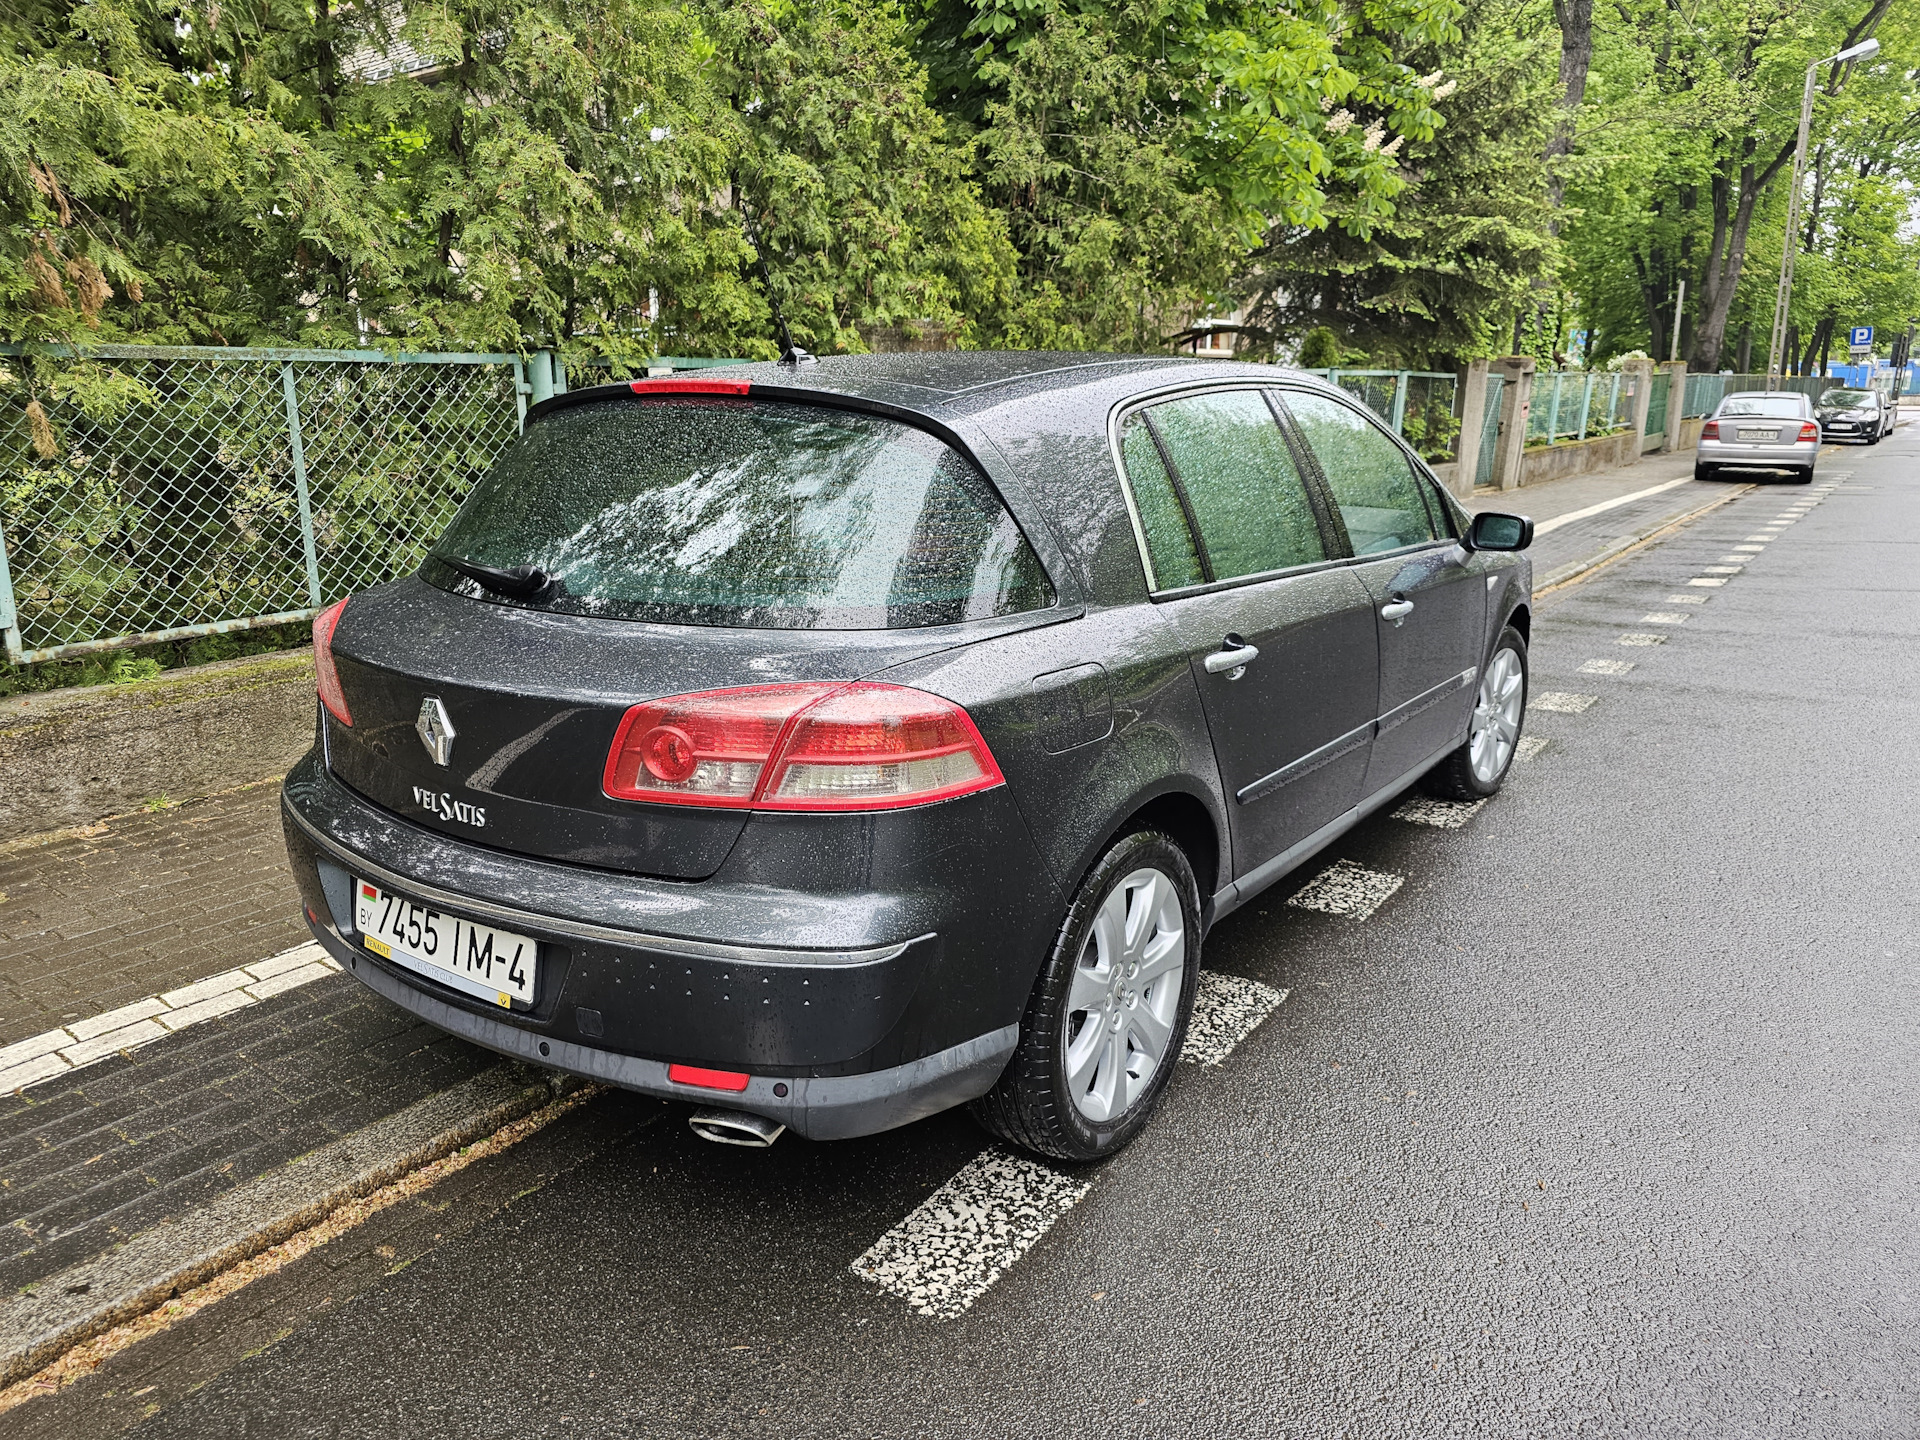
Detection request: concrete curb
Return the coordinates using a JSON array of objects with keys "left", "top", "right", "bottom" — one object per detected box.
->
[
  {"left": 0, "top": 1062, "right": 573, "bottom": 1388},
  {"left": 1536, "top": 483, "right": 1757, "bottom": 597}
]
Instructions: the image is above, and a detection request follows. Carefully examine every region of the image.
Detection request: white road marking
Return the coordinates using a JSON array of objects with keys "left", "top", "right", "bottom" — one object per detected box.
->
[
  {"left": 1732, "top": 544, "right": 1767, "bottom": 552},
  {"left": 1531, "top": 475, "right": 1696, "bottom": 536},
  {"left": 1181, "top": 972, "right": 1289, "bottom": 1067},
  {"left": 1701, "top": 564, "right": 1743, "bottom": 574},
  {"left": 1579, "top": 658, "right": 1635, "bottom": 675},
  {"left": 1393, "top": 795, "right": 1490, "bottom": 828},
  {"left": 1742, "top": 536, "right": 1775, "bottom": 542},
  {"left": 1716, "top": 554, "right": 1755, "bottom": 563},
  {"left": 1286, "top": 860, "right": 1404, "bottom": 920},
  {"left": 1531, "top": 691, "right": 1598, "bottom": 713},
  {"left": 1640, "top": 613, "right": 1688, "bottom": 624},
  {"left": 1516, "top": 736, "right": 1548, "bottom": 761},
  {"left": 0, "top": 944, "right": 340, "bottom": 1095},
  {"left": 1617, "top": 633, "right": 1666, "bottom": 646},
  {"left": 1665, "top": 594, "right": 1708, "bottom": 604},
  {"left": 852, "top": 1150, "right": 1091, "bottom": 1320},
  {"left": 1687, "top": 577, "right": 1728, "bottom": 587}
]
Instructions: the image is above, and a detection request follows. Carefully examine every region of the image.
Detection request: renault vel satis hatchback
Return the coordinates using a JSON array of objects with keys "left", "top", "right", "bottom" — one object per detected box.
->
[{"left": 282, "top": 353, "right": 1536, "bottom": 1161}]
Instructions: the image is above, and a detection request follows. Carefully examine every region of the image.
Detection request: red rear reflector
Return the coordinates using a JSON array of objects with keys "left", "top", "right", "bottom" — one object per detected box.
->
[
  {"left": 1700, "top": 420, "right": 1719, "bottom": 440},
  {"left": 629, "top": 378, "right": 751, "bottom": 396},
  {"left": 1798, "top": 422, "right": 1820, "bottom": 441},
  {"left": 668, "top": 1064, "right": 751, "bottom": 1092},
  {"left": 603, "top": 682, "right": 1004, "bottom": 812},
  {"left": 313, "top": 597, "right": 352, "bottom": 726}
]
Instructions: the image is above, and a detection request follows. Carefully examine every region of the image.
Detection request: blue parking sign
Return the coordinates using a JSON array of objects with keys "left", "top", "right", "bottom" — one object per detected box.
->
[{"left": 1848, "top": 325, "right": 1874, "bottom": 348}]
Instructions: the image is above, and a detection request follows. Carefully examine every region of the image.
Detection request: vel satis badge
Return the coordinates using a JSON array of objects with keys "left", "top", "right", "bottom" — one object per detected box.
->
[{"left": 416, "top": 696, "right": 457, "bottom": 767}]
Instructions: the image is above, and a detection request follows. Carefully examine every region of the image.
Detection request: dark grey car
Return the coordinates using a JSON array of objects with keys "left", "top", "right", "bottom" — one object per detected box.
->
[{"left": 281, "top": 353, "right": 1535, "bottom": 1161}]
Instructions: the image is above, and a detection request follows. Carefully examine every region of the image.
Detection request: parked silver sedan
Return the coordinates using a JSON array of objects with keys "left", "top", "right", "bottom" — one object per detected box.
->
[{"left": 1695, "top": 392, "right": 1820, "bottom": 484}]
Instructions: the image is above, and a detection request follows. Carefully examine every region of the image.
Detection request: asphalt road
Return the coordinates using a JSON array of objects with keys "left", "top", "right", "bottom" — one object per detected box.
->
[{"left": 36, "top": 436, "right": 1919, "bottom": 1438}]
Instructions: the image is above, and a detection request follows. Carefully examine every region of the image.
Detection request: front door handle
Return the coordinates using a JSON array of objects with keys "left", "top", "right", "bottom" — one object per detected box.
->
[
  {"left": 1204, "top": 642, "right": 1260, "bottom": 677},
  {"left": 1380, "top": 598, "right": 1415, "bottom": 626}
]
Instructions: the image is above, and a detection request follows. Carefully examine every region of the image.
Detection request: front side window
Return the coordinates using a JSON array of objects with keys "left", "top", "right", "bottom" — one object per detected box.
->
[
  {"left": 1282, "top": 390, "right": 1437, "bottom": 555},
  {"left": 428, "top": 398, "right": 1053, "bottom": 629},
  {"left": 1130, "top": 390, "right": 1327, "bottom": 583}
]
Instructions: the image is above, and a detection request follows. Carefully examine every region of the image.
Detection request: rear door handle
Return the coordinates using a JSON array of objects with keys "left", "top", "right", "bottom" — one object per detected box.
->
[
  {"left": 1204, "top": 644, "right": 1260, "bottom": 675},
  {"left": 1380, "top": 599, "right": 1415, "bottom": 626}
]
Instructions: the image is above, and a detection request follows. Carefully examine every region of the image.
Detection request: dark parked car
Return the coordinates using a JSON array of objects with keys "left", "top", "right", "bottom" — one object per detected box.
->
[
  {"left": 1815, "top": 387, "right": 1893, "bottom": 443},
  {"left": 282, "top": 354, "right": 1535, "bottom": 1161}
]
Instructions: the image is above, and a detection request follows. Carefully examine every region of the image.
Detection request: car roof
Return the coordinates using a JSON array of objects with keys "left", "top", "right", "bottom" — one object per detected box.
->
[{"left": 528, "top": 352, "right": 1331, "bottom": 427}]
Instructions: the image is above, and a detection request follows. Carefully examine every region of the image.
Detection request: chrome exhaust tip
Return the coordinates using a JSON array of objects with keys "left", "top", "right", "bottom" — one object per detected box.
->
[{"left": 688, "top": 1108, "right": 787, "bottom": 1148}]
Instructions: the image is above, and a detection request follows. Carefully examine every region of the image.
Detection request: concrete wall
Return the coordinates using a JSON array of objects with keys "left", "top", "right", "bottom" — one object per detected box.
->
[
  {"left": 1514, "top": 428, "right": 1642, "bottom": 486},
  {"left": 0, "top": 650, "right": 315, "bottom": 842}
]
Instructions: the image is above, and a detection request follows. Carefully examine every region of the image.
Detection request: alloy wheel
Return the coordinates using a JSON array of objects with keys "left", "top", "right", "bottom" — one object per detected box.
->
[
  {"left": 1063, "top": 867, "right": 1186, "bottom": 1123},
  {"left": 1469, "top": 647, "right": 1525, "bottom": 783}
]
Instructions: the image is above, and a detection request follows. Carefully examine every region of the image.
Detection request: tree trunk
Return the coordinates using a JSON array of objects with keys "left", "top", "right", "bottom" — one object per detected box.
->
[{"left": 1546, "top": 0, "right": 1595, "bottom": 207}]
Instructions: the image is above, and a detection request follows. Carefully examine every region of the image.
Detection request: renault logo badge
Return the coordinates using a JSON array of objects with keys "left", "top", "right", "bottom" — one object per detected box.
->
[{"left": 416, "top": 697, "right": 457, "bottom": 767}]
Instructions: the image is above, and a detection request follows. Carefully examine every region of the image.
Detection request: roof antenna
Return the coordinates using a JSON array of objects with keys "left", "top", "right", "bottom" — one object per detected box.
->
[{"left": 737, "top": 189, "right": 813, "bottom": 366}]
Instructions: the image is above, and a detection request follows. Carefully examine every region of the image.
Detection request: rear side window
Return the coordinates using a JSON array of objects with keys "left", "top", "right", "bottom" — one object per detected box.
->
[
  {"left": 428, "top": 398, "right": 1053, "bottom": 629},
  {"left": 1118, "top": 416, "right": 1206, "bottom": 589},
  {"left": 1282, "top": 391, "right": 1437, "bottom": 554},
  {"left": 1123, "top": 390, "right": 1327, "bottom": 586}
]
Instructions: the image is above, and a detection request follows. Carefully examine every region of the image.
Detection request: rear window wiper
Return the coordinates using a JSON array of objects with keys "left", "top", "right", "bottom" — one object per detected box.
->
[{"left": 439, "top": 557, "right": 560, "bottom": 600}]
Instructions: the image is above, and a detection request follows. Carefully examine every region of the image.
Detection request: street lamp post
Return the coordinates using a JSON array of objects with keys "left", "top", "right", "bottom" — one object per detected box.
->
[{"left": 1767, "top": 37, "right": 1881, "bottom": 389}]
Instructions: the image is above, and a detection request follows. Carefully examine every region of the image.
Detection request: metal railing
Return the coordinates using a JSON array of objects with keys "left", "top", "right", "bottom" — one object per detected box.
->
[
  {"left": 1300, "top": 370, "right": 1463, "bottom": 465},
  {"left": 0, "top": 345, "right": 533, "bottom": 665},
  {"left": 1526, "top": 370, "right": 1637, "bottom": 446},
  {"left": 1679, "top": 372, "right": 1835, "bottom": 419}
]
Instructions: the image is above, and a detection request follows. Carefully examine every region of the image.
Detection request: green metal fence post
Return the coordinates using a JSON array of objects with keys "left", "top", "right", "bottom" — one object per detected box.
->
[
  {"left": 1577, "top": 373, "right": 1594, "bottom": 440},
  {"left": 280, "top": 363, "right": 325, "bottom": 609},
  {"left": 512, "top": 358, "right": 529, "bottom": 432},
  {"left": 0, "top": 513, "right": 22, "bottom": 664},
  {"left": 1389, "top": 371, "right": 1410, "bottom": 434},
  {"left": 1548, "top": 373, "right": 1564, "bottom": 442}
]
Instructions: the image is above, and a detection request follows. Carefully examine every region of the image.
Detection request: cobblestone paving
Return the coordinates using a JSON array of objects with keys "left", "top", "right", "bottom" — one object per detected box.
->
[
  {"left": 0, "top": 784, "right": 307, "bottom": 1049},
  {"left": 0, "top": 971, "right": 492, "bottom": 1297}
]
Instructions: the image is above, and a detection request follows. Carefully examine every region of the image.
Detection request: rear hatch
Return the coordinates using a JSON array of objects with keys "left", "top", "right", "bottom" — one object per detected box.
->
[{"left": 323, "top": 388, "right": 1056, "bottom": 879}]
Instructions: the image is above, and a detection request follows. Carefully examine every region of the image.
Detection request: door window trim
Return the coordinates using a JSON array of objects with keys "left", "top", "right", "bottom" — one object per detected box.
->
[
  {"left": 1267, "top": 384, "right": 1455, "bottom": 563},
  {"left": 1107, "top": 380, "right": 1354, "bottom": 599}
]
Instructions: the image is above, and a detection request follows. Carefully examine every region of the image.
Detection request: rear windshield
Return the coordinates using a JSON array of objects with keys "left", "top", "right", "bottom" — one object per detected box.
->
[
  {"left": 1820, "top": 390, "right": 1873, "bottom": 410},
  {"left": 1717, "top": 397, "right": 1806, "bottom": 418},
  {"left": 426, "top": 398, "right": 1054, "bottom": 629}
]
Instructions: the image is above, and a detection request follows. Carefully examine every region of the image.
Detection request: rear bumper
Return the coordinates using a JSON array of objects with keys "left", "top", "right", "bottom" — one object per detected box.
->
[
  {"left": 280, "top": 748, "right": 1061, "bottom": 1138},
  {"left": 308, "top": 921, "right": 1016, "bottom": 1140},
  {"left": 1696, "top": 439, "right": 1819, "bottom": 467}
]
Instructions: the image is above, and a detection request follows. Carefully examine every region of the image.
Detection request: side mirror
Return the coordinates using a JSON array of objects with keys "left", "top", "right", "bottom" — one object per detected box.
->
[{"left": 1468, "top": 511, "right": 1533, "bottom": 551}]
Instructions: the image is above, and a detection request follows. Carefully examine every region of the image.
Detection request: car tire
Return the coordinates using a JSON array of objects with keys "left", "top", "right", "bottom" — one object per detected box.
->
[
  {"left": 1693, "top": 462, "right": 1717, "bottom": 482},
  {"left": 1425, "top": 626, "right": 1528, "bottom": 800},
  {"left": 971, "top": 830, "right": 1202, "bottom": 1162}
]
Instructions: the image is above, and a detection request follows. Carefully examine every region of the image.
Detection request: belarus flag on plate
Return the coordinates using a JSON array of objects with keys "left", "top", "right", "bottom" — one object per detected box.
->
[{"left": 361, "top": 882, "right": 377, "bottom": 899}]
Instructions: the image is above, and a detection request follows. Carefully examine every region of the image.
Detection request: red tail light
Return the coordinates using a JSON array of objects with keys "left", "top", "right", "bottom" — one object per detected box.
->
[
  {"left": 313, "top": 597, "right": 352, "bottom": 726},
  {"left": 1700, "top": 420, "right": 1719, "bottom": 440},
  {"left": 603, "top": 682, "right": 1004, "bottom": 812},
  {"left": 628, "top": 378, "right": 751, "bottom": 396},
  {"left": 1798, "top": 422, "right": 1820, "bottom": 441}
]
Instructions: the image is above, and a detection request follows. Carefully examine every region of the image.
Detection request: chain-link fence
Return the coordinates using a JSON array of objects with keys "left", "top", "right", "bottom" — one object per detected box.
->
[{"left": 0, "top": 346, "right": 529, "bottom": 664}]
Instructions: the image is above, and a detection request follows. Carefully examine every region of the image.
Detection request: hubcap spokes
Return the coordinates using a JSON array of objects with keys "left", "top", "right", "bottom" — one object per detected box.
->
[
  {"left": 1064, "top": 867, "right": 1186, "bottom": 1123},
  {"left": 1469, "top": 648, "right": 1525, "bottom": 782}
]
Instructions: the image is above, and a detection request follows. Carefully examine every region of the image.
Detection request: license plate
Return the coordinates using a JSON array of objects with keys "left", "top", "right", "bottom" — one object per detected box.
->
[
  {"left": 354, "top": 880, "right": 537, "bottom": 1007},
  {"left": 1736, "top": 427, "right": 1775, "bottom": 441}
]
